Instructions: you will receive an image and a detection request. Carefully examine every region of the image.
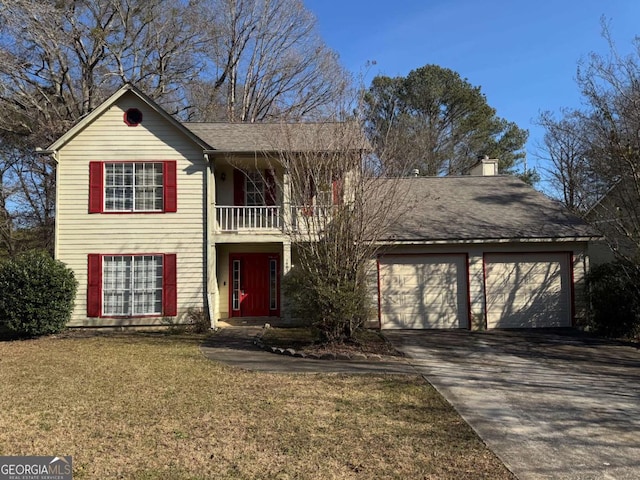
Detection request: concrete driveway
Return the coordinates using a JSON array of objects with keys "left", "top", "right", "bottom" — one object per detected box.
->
[{"left": 383, "top": 330, "right": 640, "bottom": 480}]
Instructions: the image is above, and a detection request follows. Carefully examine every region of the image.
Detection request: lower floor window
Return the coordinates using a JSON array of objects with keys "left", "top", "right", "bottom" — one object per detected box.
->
[{"left": 103, "top": 255, "right": 163, "bottom": 316}]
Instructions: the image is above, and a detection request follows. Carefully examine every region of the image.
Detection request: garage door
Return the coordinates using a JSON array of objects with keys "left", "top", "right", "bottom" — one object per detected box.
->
[
  {"left": 379, "top": 255, "right": 469, "bottom": 329},
  {"left": 484, "top": 253, "right": 572, "bottom": 329}
]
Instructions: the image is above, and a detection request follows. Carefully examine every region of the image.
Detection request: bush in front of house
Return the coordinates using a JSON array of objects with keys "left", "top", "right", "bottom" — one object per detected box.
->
[
  {"left": 0, "top": 250, "right": 77, "bottom": 337},
  {"left": 586, "top": 261, "right": 640, "bottom": 339},
  {"left": 283, "top": 265, "right": 373, "bottom": 344}
]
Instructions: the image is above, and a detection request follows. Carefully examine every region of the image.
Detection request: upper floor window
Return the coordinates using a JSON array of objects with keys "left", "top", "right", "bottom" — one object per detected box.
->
[
  {"left": 245, "top": 171, "right": 265, "bottom": 206},
  {"left": 105, "top": 162, "right": 163, "bottom": 212},
  {"left": 233, "top": 169, "right": 276, "bottom": 207},
  {"left": 89, "top": 161, "right": 177, "bottom": 213}
]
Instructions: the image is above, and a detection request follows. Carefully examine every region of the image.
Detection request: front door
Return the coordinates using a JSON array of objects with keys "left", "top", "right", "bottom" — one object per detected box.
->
[{"left": 230, "top": 253, "right": 280, "bottom": 317}]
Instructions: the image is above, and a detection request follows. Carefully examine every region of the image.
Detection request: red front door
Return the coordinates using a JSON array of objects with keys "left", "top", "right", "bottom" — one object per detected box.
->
[{"left": 230, "top": 253, "right": 280, "bottom": 317}]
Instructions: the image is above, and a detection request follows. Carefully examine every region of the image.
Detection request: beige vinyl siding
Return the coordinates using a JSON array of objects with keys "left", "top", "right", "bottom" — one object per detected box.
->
[
  {"left": 571, "top": 249, "right": 589, "bottom": 325},
  {"left": 55, "top": 91, "right": 206, "bottom": 326}
]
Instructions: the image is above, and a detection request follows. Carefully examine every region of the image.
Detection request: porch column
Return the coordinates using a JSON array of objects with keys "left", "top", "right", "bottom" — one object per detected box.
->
[
  {"left": 467, "top": 249, "right": 486, "bottom": 330},
  {"left": 282, "top": 169, "right": 292, "bottom": 232},
  {"left": 205, "top": 153, "right": 220, "bottom": 327},
  {"left": 208, "top": 243, "right": 220, "bottom": 328}
]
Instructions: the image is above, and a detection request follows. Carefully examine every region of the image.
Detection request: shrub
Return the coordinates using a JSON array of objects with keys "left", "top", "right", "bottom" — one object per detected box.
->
[
  {"left": 185, "top": 307, "right": 210, "bottom": 333},
  {"left": 0, "top": 250, "right": 77, "bottom": 337},
  {"left": 586, "top": 262, "right": 640, "bottom": 338},
  {"left": 283, "top": 266, "right": 373, "bottom": 344}
]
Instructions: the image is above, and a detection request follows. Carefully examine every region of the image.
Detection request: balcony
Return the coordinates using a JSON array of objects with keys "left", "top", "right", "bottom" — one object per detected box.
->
[
  {"left": 290, "top": 205, "right": 335, "bottom": 232},
  {"left": 215, "top": 205, "right": 337, "bottom": 237},
  {"left": 216, "top": 206, "right": 282, "bottom": 232}
]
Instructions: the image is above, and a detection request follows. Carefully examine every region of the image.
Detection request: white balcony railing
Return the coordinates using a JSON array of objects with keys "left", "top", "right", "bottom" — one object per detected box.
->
[
  {"left": 290, "top": 205, "right": 335, "bottom": 231},
  {"left": 216, "top": 206, "right": 281, "bottom": 231}
]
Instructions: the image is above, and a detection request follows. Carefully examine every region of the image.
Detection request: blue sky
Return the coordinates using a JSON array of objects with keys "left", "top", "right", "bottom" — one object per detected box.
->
[{"left": 305, "top": 0, "right": 640, "bottom": 183}]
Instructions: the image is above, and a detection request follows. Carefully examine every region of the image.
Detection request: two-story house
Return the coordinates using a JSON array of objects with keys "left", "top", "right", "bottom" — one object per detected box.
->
[
  {"left": 47, "top": 84, "right": 600, "bottom": 330},
  {"left": 48, "top": 84, "right": 345, "bottom": 327}
]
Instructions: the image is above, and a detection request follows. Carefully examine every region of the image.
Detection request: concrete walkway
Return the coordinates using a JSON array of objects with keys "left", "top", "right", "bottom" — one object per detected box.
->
[
  {"left": 384, "top": 330, "right": 640, "bottom": 480},
  {"left": 200, "top": 322, "right": 414, "bottom": 374}
]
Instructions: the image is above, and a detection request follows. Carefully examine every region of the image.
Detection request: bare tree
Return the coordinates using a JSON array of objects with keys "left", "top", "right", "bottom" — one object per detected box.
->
[
  {"left": 187, "top": 0, "right": 349, "bottom": 122},
  {"left": 0, "top": 145, "right": 19, "bottom": 256},
  {"left": 0, "top": 0, "right": 348, "bottom": 254},
  {"left": 578, "top": 27, "right": 640, "bottom": 263},
  {"left": 539, "top": 22, "right": 640, "bottom": 264},
  {"left": 535, "top": 110, "right": 594, "bottom": 212},
  {"left": 0, "top": 0, "right": 213, "bottom": 254},
  {"left": 0, "top": 0, "right": 206, "bottom": 140},
  {"left": 258, "top": 118, "right": 414, "bottom": 342}
]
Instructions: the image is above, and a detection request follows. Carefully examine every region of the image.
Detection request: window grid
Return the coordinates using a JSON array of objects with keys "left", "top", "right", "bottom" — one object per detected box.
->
[
  {"left": 232, "top": 260, "right": 241, "bottom": 310},
  {"left": 103, "top": 255, "right": 163, "bottom": 316},
  {"left": 245, "top": 171, "right": 265, "bottom": 206},
  {"left": 105, "top": 163, "right": 164, "bottom": 212},
  {"left": 316, "top": 190, "right": 333, "bottom": 206}
]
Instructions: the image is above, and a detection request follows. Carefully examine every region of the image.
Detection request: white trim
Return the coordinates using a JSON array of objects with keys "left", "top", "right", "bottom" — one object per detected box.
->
[{"left": 374, "top": 237, "right": 600, "bottom": 246}]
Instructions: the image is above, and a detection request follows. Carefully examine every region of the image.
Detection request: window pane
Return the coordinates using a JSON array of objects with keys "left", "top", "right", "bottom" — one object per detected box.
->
[
  {"left": 132, "top": 255, "right": 163, "bottom": 315},
  {"left": 246, "top": 171, "right": 264, "bottom": 206},
  {"left": 232, "top": 260, "right": 241, "bottom": 310},
  {"left": 103, "top": 255, "right": 163, "bottom": 316},
  {"left": 103, "top": 256, "right": 132, "bottom": 316},
  {"left": 133, "top": 163, "right": 163, "bottom": 212},
  {"left": 104, "top": 162, "right": 164, "bottom": 212}
]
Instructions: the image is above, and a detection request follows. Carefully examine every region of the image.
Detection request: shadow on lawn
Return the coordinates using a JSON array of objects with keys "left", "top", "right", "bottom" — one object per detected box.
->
[{"left": 0, "top": 325, "right": 209, "bottom": 346}]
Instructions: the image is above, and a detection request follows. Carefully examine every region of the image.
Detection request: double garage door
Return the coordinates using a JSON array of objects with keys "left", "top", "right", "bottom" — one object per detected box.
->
[{"left": 379, "top": 253, "right": 572, "bottom": 329}]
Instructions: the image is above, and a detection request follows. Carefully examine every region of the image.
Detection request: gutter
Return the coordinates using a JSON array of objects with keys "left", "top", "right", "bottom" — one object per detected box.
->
[
  {"left": 372, "top": 236, "right": 603, "bottom": 246},
  {"left": 35, "top": 148, "right": 58, "bottom": 162}
]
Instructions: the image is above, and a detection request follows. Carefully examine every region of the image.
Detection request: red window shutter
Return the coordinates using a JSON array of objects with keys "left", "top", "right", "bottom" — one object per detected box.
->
[
  {"left": 163, "top": 254, "right": 177, "bottom": 316},
  {"left": 164, "top": 161, "right": 177, "bottom": 212},
  {"left": 88, "top": 162, "right": 104, "bottom": 213},
  {"left": 265, "top": 169, "right": 276, "bottom": 206},
  {"left": 233, "top": 169, "right": 245, "bottom": 206},
  {"left": 332, "top": 178, "right": 343, "bottom": 205},
  {"left": 87, "top": 254, "right": 102, "bottom": 317}
]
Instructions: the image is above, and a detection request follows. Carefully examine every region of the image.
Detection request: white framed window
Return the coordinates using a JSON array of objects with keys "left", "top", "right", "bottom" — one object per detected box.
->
[
  {"left": 103, "top": 255, "right": 163, "bottom": 316},
  {"left": 104, "top": 162, "right": 164, "bottom": 212},
  {"left": 232, "top": 260, "right": 241, "bottom": 311},
  {"left": 245, "top": 171, "right": 265, "bottom": 206}
]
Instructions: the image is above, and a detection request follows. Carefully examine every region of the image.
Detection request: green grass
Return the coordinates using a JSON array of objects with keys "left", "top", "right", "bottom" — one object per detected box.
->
[{"left": 0, "top": 332, "right": 514, "bottom": 479}]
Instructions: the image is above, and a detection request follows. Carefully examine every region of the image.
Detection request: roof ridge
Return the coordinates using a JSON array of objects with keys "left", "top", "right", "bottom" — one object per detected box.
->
[{"left": 184, "top": 120, "right": 349, "bottom": 126}]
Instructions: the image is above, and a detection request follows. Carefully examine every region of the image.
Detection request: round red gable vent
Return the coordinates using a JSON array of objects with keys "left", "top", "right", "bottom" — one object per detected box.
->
[{"left": 124, "top": 108, "right": 143, "bottom": 126}]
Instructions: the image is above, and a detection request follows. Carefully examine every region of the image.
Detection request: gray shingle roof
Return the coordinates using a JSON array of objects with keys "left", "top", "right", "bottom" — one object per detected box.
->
[
  {"left": 376, "top": 176, "right": 598, "bottom": 242},
  {"left": 184, "top": 122, "right": 367, "bottom": 152}
]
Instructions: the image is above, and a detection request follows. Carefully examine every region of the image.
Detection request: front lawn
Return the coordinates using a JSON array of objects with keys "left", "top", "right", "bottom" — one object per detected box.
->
[{"left": 0, "top": 333, "right": 513, "bottom": 479}]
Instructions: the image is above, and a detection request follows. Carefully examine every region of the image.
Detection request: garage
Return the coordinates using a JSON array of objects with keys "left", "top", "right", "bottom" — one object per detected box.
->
[
  {"left": 378, "top": 254, "right": 469, "bottom": 329},
  {"left": 484, "top": 252, "right": 572, "bottom": 329}
]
